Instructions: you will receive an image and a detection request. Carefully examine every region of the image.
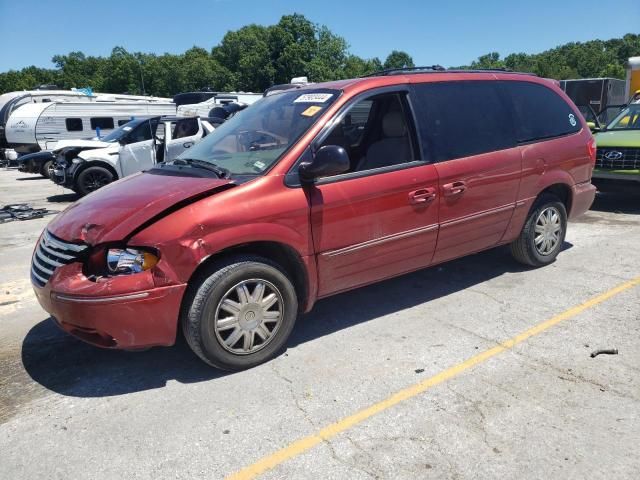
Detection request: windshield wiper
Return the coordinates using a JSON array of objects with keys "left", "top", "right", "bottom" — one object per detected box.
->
[{"left": 173, "top": 158, "right": 230, "bottom": 178}]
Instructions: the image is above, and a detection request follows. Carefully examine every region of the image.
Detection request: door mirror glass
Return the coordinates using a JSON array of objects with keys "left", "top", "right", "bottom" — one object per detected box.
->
[
  {"left": 586, "top": 121, "right": 599, "bottom": 132},
  {"left": 299, "top": 145, "right": 350, "bottom": 183}
]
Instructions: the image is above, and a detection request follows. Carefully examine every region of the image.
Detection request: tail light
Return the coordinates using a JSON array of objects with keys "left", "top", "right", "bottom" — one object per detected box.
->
[{"left": 587, "top": 137, "right": 596, "bottom": 166}]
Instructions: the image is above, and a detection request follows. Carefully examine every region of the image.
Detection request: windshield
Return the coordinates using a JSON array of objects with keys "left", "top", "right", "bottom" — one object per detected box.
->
[
  {"left": 607, "top": 104, "right": 640, "bottom": 130},
  {"left": 100, "top": 120, "right": 143, "bottom": 142},
  {"left": 177, "top": 88, "right": 339, "bottom": 175}
]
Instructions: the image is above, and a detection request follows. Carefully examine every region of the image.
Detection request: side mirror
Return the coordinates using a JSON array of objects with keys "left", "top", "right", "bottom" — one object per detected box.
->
[
  {"left": 586, "top": 121, "right": 600, "bottom": 132},
  {"left": 298, "top": 145, "right": 350, "bottom": 183}
]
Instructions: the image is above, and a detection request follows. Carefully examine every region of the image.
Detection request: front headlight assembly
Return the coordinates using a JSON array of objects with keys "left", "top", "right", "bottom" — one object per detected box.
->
[{"left": 106, "top": 248, "right": 159, "bottom": 275}]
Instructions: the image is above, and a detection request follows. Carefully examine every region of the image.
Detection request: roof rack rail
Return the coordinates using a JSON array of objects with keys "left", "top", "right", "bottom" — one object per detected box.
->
[
  {"left": 362, "top": 65, "right": 446, "bottom": 77},
  {"left": 363, "top": 66, "right": 537, "bottom": 77}
]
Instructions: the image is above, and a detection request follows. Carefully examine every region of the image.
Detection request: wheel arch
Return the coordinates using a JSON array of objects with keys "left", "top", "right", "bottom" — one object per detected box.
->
[
  {"left": 73, "top": 159, "right": 119, "bottom": 184},
  {"left": 186, "top": 241, "right": 310, "bottom": 314},
  {"left": 538, "top": 182, "right": 572, "bottom": 214}
]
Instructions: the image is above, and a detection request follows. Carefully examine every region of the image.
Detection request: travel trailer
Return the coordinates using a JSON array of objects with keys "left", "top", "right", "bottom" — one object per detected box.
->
[
  {"left": 51, "top": 116, "right": 215, "bottom": 195},
  {"left": 627, "top": 57, "right": 640, "bottom": 101},
  {"left": 4, "top": 101, "right": 176, "bottom": 156},
  {"left": 560, "top": 78, "right": 627, "bottom": 125},
  {"left": 0, "top": 88, "right": 170, "bottom": 160},
  {"left": 177, "top": 92, "right": 261, "bottom": 117}
]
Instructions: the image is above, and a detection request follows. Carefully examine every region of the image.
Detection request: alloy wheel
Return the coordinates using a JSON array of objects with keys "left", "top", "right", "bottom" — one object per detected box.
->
[
  {"left": 213, "top": 279, "right": 283, "bottom": 355},
  {"left": 534, "top": 206, "right": 562, "bottom": 255}
]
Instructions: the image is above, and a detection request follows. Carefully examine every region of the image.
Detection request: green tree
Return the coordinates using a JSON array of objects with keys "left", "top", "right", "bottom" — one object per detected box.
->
[
  {"left": 383, "top": 50, "right": 415, "bottom": 70},
  {"left": 1, "top": 25, "right": 638, "bottom": 96},
  {"left": 213, "top": 24, "right": 275, "bottom": 91}
]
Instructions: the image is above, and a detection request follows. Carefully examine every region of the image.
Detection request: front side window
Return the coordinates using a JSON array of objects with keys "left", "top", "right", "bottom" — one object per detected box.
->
[
  {"left": 124, "top": 119, "right": 158, "bottom": 144},
  {"left": 65, "top": 118, "right": 82, "bottom": 131},
  {"left": 505, "top": 81, "right": 581, "bottom": 143},
  {"left": 177, "top": 88, "right": 339, "bottom": 175},
  {"left": 90, "top": 117, "right": 115, "bottom": 130},
  {"left": 411, "top": 81, "right": 516, "bottom": 162},
  {"left": 318, "top": 92, "right": 417, "bottom": 173}
]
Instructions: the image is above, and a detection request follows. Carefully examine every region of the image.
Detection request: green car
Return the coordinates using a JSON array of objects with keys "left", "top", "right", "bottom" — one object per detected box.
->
[{"left": 591, "top": 102, "right": 640, "bottom": 190}]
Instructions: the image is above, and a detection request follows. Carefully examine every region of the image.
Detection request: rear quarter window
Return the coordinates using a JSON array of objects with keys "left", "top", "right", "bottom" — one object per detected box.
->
[{"left": 504, "top": 81, "right": 581, "bottom": 143}]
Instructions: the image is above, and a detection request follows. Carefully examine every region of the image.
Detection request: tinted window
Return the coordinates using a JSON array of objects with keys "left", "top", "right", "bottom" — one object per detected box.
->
[
  {"left": 504, "top": 81, "right": 581, "bottom": 142},
  {"left": 118, "top": 119, "right": 131, "bottom": 126},
  {"left": 319, "top": 92, "right": 417, "bottom": 173},
  {"left": 411, "top": 81, "right": 515, "bottom": 162},
  {"left": 90, "top": 117, "right": 115, "bottom": 130},
  {"left": 65, "top": 118, "right": 82, "bottom": 131},
  {"left": 125, "top": 120, "right": 157, "bottom": 144},
  {"left": 172, "top": 118, "right": 199, "bottom": 139}
]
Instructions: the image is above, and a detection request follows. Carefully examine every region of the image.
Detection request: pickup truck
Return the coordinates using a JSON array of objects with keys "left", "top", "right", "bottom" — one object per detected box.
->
[
  {"left": 51, "top": 116, "right": 216, "bottom": 195},
  {"left": 588, "top": 100, "right": 640, "bottom": 192}
]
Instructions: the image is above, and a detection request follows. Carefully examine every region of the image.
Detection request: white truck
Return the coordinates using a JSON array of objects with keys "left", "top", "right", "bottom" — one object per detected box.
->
[{"left": 51, "top": 115, "right": 216, "bottom": 195}]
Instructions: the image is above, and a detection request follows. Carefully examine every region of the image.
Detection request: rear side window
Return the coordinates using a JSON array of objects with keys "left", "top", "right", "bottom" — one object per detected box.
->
[
  {"left": 65, "top": 118, "right": 82, "bottom": 131},
  {"left": 504, "top": 81, "right": 581, "bottom": 143},
  {"left": 172, "top": 118, "right": 199, "bottom": 139},
  {"left": 411, "top": 81, "right": 516, "bottom": 162},
  {"left": 90, "top": 117, "right": 115, "bottom": 130}
]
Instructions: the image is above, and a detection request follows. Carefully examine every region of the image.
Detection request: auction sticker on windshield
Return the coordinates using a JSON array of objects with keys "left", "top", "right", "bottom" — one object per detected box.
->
[{"left": 294, "top": 93, "right": 334, "bottom": 103}]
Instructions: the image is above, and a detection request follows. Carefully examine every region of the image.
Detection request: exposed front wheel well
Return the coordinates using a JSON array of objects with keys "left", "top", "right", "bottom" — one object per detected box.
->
[{"left": 187, "top": 241, "right": 309, "bottom": 313}]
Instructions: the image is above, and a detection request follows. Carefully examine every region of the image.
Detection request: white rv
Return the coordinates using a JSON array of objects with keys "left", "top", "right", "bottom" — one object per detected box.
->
[
  {"left": 4, "top": 101, "right": 176, "bottom": 156},
  {"left": 0, "top": 88, "right": 170, "bottom": 160},
  {"left": 177, "top": 92, "right": 261, "bottom": 117}
]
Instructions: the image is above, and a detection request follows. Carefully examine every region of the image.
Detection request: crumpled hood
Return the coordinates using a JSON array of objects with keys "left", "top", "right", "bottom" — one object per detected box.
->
[
  {"left": 53, "top": 139, "right": 113, "bottom": 151},
  {"left": 47, "top": 172, "right": 234, "bottom": 245}
]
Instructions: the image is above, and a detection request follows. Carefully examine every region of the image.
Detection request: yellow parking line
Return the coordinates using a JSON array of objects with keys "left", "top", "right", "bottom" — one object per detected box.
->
[{"left": 227, "top": 276, "right": 640, "bottom": 480}]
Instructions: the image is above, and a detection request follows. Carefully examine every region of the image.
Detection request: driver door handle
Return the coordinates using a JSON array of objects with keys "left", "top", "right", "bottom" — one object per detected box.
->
[
  {"left": 442, "top": 181, "right": 467, "bottom": 197},
  {"left": 408, "top": 187, "right": 437, "bottom": 205}
]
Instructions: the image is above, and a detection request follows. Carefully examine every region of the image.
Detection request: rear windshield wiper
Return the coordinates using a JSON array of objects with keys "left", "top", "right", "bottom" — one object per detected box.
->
[{"left": 173, "top": 158, "right": 230, "bottom": 178}]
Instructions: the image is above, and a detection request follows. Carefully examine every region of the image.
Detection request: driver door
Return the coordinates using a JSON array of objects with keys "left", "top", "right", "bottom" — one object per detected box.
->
[
  {"left": 119, "top": 119, "right": 157, "bottom": 177},
  {"left": 307, "top": 90, "right": 440, "bottom": 297}
]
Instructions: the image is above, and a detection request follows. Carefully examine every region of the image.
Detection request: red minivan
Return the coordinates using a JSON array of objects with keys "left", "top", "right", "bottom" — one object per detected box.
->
[{"left": 31, "top": 69, "right": 597, "bottom": 370}]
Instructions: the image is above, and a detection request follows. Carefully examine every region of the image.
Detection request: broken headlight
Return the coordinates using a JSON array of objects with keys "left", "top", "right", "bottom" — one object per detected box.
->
[{"left": 106, "top": 248, "right": 159, "bottom": 275}]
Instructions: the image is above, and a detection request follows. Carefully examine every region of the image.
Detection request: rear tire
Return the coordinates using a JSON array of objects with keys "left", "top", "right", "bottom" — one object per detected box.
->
[
  {"left": 510, "top": 194, "right": 567, "bottom": 267},
  {"left": 181, "top": 255, "right": 298, "bottom": 370},
  {"left": 75, "top": 166, "right": 114, "bottom": 196}
]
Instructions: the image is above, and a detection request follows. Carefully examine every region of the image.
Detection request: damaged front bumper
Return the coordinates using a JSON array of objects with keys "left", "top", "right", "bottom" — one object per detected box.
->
[
  {"left": 32, "top": 260, "right": 187, "bottom": 349},
  {"left": 52, "top": 161, "right": 79, "bottom": 188}
]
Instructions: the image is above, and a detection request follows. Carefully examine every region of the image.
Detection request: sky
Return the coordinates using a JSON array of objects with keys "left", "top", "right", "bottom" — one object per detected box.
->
[{"left": 0, "top": 0, "right": 638, "bottom": 72}]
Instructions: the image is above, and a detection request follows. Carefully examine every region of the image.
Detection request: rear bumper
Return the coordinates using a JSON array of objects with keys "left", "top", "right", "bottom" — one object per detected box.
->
[
  {"left": 569, "top": 181, "right": 596, "bottom": 219},
  {"left": 33, "top": 263, "right": 187, "bottom": 349}
]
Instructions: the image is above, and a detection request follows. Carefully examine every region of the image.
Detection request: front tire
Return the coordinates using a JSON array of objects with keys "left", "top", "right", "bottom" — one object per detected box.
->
[
  {"left": 75, "top": 166, "right": 114, "bottom": 196},
  {"left": 181, "top": 255, "right": 298, "bottom": 370},
  {"left": 40, "top": 159, "right": 53, "bottom": 179},
  {"left": 510, "top": 194, "right": 567, "bottom": 267}
]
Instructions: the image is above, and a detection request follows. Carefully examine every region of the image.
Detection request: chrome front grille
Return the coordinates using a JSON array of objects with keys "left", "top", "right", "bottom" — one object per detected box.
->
[
  {"left": 31, "top": 230, "right": 88, "bottom": 287},
  {"left": 595, "top": 147, "right": 640, "bottom": 170}
]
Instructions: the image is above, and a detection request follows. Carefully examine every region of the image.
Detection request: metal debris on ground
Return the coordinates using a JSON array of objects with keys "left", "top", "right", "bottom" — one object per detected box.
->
[
  {"left": 0, "top": 204, "right": 58, "bottom": 223},
  {"left": 590, "top": 348, "right": 619, "bottom": 358}
]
